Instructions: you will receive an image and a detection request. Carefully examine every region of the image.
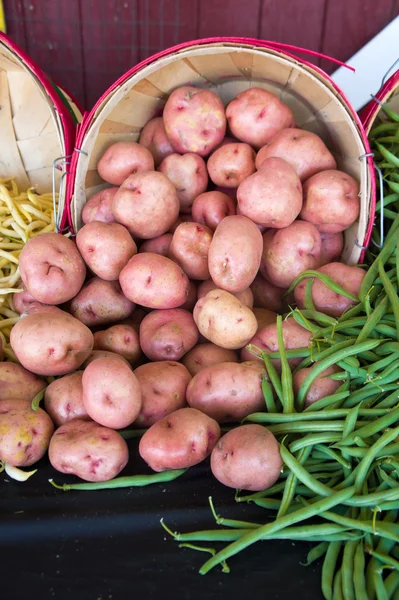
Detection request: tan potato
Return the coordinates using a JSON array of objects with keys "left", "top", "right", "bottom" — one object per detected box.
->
[
  {"left": 169, "top": 222, "right": 212, "bottom": 281},
  {"left": 294, "top": 262, "right": 365, "bottom": 317},
  {"left": 97, "top": 141, "right": 154, "bottom": 185},
  {"left": 182, "top": 344, "right": 238, "bottom": 376},
  {"left": 93, "top": 324, "right": 141, "bottom": 364},
  {"left": 82, "top": 187, "right": 118, "bottom": 224},
  {"left": 193, "top": 289, "right": 257, "bottom": 350},
  {"left": 293, "top": 365, "right": 342, "bottom": 407},
  {"left": 19, "top": 232, "right": 86, "bottom": 305},
  {"left": 237, "top": 157, "right": 302, "bottom": 228},
  {"left": 226, "top": 88, "right": 295, "bottom": 149},
  {"left": 180, "top": 280, "right": 197, "bottom": 312},
  {"left": 138, "top": 116, "right": 174, "bottom": 167},
  {"left": 0, "top": 399, "right": 54, "bottom": 467},
  {"left": 82, "top": 350, "right": 131, "bottom": 369},
  {"left": 139, "top": 308, "right": 198, "bottom": 361},
  {"left": 191, "top": 191, "right": 235, "bottom": 231},
  {"left": 119, "top": 253, "right": 189, "bottom": 309},
  {"left": 134, "top": 361, "right": 191, "bottom": 427},
  {"left": 0, "top": 362, "right": 46, "bottom": 402},
  {"left": 207, "top": 143, "right": 256, "bottom": 188},
  {"left": 211, "top": 424, "right": 282, "bottom": 491},
  {"left": 260, "top": 221, "right": 322, "bottom": 288},
  {"left": 320, "top": 232, "right": 344, "bottom": 266},
  {"left": 300, "top": 170, "right": 360, "bottom": 233},
  {"left": 10, "top": 308, "right": 93, "bottom": 376},
  {"left": 256, "top": 128, "right": 337, "bottom": 181},
  {"left": 70, "top": 278, "right": 135, "bottom": 327},
  {"left": 197, "top": 279, "right": 254, "bottom": 308},
  {"left": 208, "top": 216, "right": 263, "bottom": 292},
  {"left": 250, "top": 273, "right": 286, "bottom": 312},
  {"left": 139, "top": 407, "right": 220, "bottom": 471},
  {"left": 139, "top": 233, "right": 173, "bottom": 257},
  {"left": 186, "top": 362, "right": 265, "bottom": 422},
  {"left": 252, "top": 307, "right": 278, "bottom": 331},
  {"left": 163, "top": 86, "right": 226, "bottom": 156},
  {"left": 49, "top": 419, "right": 129, "bottom": 482},
  {"left": 44, "top": 371, "right": 89, "bottom": 427},
  {"left": 82, "top": 356, "right": 142, "bottom": 429},
  {"left": 76, "top": 222, "right": 137, "bottom": 281},
  {"left": 158, "top": 153, "right": 208, "bottom": 212},
  {"left": 112, "top": 171, "right": 179, "bottom": 239}
]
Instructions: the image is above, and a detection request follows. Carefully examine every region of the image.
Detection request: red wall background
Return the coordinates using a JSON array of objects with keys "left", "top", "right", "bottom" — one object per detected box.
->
[{"left": 4, "top": 0, "right": 399, "bottom": 110}]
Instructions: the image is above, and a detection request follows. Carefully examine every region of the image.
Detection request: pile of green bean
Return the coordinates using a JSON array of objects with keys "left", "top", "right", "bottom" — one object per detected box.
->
[{"left": 162, "top": 110, "right": 399, "bottom": 599}]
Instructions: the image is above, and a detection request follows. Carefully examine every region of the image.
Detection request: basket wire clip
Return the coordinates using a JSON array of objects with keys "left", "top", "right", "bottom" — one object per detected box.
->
[
  {"left": 380, "top": 57, "right": 399, "bottom": 90},
  {"left": 52, "top": 155, "right": 72, "bottom": 234},
  {"left": 358, "top": 151, "right": 385, "bottom": 250}
]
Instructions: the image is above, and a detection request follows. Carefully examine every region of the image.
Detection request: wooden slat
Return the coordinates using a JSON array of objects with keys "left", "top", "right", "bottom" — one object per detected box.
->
[{"left": 197, "top": 0, "right": 261, "bottom": 38}]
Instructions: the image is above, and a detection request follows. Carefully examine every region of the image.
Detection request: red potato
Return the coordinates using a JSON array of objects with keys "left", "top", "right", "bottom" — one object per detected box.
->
[
  {"left": 139, "top": 308, "right": 198, "bottom": 361},
  {"left": 12, "top": 287, "right": 41, "bottom": 314},
  {"left": 209, "top": 216, "right": 263, "bottom": 292},
  {"left": 294, "top": 262, "right": 365, "bottom": 317},
  {"left": 133, "top": 361, "right": 191, "bottom": 427},
  {"left": 250, "top": 273, "right": 287, "bottom": 312},
  {"left": 19, "top": 232, "right": 86, "bottom": 305},
  {"left": 168, "top": 214, "right": 195, "bottom": 234},
  {"left": 121, "top": 307, "right": 147, "bottom": 332},
  {"left": 10, "top": 308, "right": 93, "bottom": 376},
  {"left": 186, "top": 362, "right": 266, "bottom": 422},
  {"left": 82, "top": 187, "right": 118, "bottom": 225},
  {"left": 182, "top": 343, "right": 238, "bottom": 376},
  {"left": 82, "top": 356, "right": 142, "bottom": 429},
  {"left": 138, "top": 116, "right": 174, "bottom": 167},
  {"left": 214, "top": 186, "right": 237, "bottom": 202},
  {"left": 93, "top": 324, "right": 141, "bottom": 364},
  {"left": 197, "top": 279, "right": 254, "bottom": 309},
  {"left": 82, "top": 350, "right": 131, "bottom": 369},
  {"left": 139, "top": 407, "right": 220, "bottom": 472},
  {"left": 300, "top": 170, "right": 360, "bottom": 233},
  {"left": 193, "top": 289, "right": 257, "bottom": 350},
  {"left": 191, "top": 191, "right": 236, "bottom": 231},
  {"left": 256, "top": 128, "right": 337, "bottom": 181},
  {"left": 49, "top": 419, "right": 129, "bottom": 482},
  {"left": 163, "top": 86, "right": 226, "bottom": 156},
  {"left": 293, "top": 365, "right": 342, "bottom": 407},
  {"left": 13, "top": 301, "right": 59, "bottom": 316},
  {"left": 44, "top": 371, "right": 88, "bottom": 427},
  {"left": 180, "top": 280, "right": 197, "bottom": 312},
  {"left": 0, "top": 399, "right": 54, "bottom": 467},
  {"left": 0, "top": 362, "right": 46, "bottom": 402},
  {"left": 237, "top": 157, "right": 302, "bottom": 228},
  {"left": 97, "top": 141, "right": 154, "bottom": 186},
  {"left": 211, "top": 424, "right": 282, "bottom": 491},
  {"left": 226, "top": 88, "right": 295, "bottom": 149},
  {"left": 260, "top": 221, "right": 322, "bottom": 289},
  {"left": 169, "top": 222, "right": 212, "bottom": 281},
  {"left": 207, "top": 143, "right": 256, "bottom": 188},
  {"left": 70, "top": 278, "right": 135, "bottom": 327},
  {"left": 76, "top": 222, "right": 137, "bottom": 281},
  {"left": 139, "top": 233, "right": 173, "bottom": 257},
  {"left": 158, "top": 153, "right": 208, "bottom": 212},
  {"left": 320, "top": 232, "right": 344, "bottom": 266},
  {"left": 120, "top": 253, "right": 189, "bottom": 309},
  {"left": 112, "top": 171, "right": 179, "bottom": 239},
  {"left": 252, "top": 307, "right": 278, "bottom": 331}
]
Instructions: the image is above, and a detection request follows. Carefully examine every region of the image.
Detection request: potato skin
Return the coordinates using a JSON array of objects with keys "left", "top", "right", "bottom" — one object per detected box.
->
[
  {"left": 293, "top": 365, "right": 342, "bottom": 407},
  {"left": 182, "top": 343, "right": 238, "bottom": 376},
  {"left": 256, "top": 128, "right": 337, "bottom": 181},
  {"left": 193, "top": 289, "right": 257, "bottom": 350},
  {"left": 260, "top": 221, "right": 322, "bottom": 288},
  {"left": 76, "top": 222, "right": 137, "bottom": 281},
  {"left": 112, "top": 171, "right": 179, "bottom": 239},
  {"left": 10, "top": 308, "right": 93, "bottom": 376},
  {"left": 320, "top": 232, "right": 344, "bottom": 266},
  {"left": 180, "top": 280, "right": 197, "bottom": 312},
  {"left": 208, "top": 216, "right": 263, "bottom": 292},
  {"left": 0, "top": 362, "right": 46, "bottom": 401},
  {"left": 71, "top": 278, "right": 135, "bottom": 327},
  {"left": 139, "top": 308, "right": 198, "bottom": 361},
  {"left": 197, "top": 279, "right": 254, "bottom": 308},
  {"left": 169, "top": 222, "right": 213, "bottom": 280},
  {"left": 97, "top": 141, "right": 154, "bottom": 186},
  {"left": 250, "top": 273, "right": 286, "bottom": 312},
  {"left": 49, "top": 419, "right": 129, "bottom": 482},
  {"left": 163, "top": 86, "right": 226, "bottom": 156},
  {"left": 134, "top": 361, "right": 191, "bottom": 427},
  {"left": 82, "top": 187, "right": 118, "bottom": 224},
  {"left": 44, "top": 371, "right": 88, "bottom": 427},
  {"left": 119, "top": 253, "right": 189, "bottom": 309},
  {"left": 252, "top": 307, "right": 277, "bottom": 331},
  {"left": 0, "top": 399, "right": 54, "bottom": 467},
  {"left": 191, "top": 191, "right": 236, "bottom": 231},
  {"left": 139, "top": 407, "right": 220, "bottom": 472},
  {"left": 211, "top": 424, "right": 282, "bottom": 491},
  {"left": 139, "top": 233, "right": 173, "bottom": 257},
  {"left": 82, "top": 350, "right": 131, "bottom": 369},
  {"left": 82, "top": 356, "right": 142, "bottom": 429},
  {"left": 158, "top": 153, "right": 208, "bottom": 212},
  {"left": 93, "top": 324, "right": 141, "bottom": 364},
  {"left": 207, "top": 143, "right": 256, "bottom": 188},
  {"left": 226, "top": 88, "right": 295, "bottom": 149},
  {"left": 139, "top": 116, "right": 174, "bottom": 167},
  {"left": 186, "top": 362, "right": 265, "bottom": 422},
  {"left": 12, "top": 287, "right": 40, "bottom": 314},
  {"left": 19, "top": 232, "right": 86, "bottom": 305}
]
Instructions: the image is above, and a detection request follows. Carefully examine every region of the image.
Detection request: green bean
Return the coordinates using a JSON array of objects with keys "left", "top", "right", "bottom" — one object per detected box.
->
[
  {"left": 276, "top": 315, "right": 295, "bottom": 413},
  {"left": 340, "top": 407, "right": 399, "bottom": 447},
  {"left": 356, "top": 296, "right": 389, "bottom": 344},
  {"left": 293, "top": 309, "right": 337, "bottom": 327},
  {"left": 376, "top": 342, "right": 399, "bottom": 356},
  {"left": 291, "top": 309, "right": 320, "bottom": 334},
  {"left": 304, "top": 541, "right": 329, "bottom": 566},
  {"left": 290, "top": 433, "right": 342, "bottom": 453},
  {"left": 342, "top": 540, "right": 357, "bottom": 600},
  {"left": 384, "top": 571, "right": 399, "bottom": 598},
  {"left": 374, "top": 568, "right": 389, "bottom": 600},
  {"left": 376, "top": 142, "right": 399, "bottom": 168},
  {"left": 277, "top": 446, "right": 312, "bottom": 518},
  {"left": 303, "top": 392, "right": 351, "bottom": 412},
  {"left": 322, "top": 540, "right": 342, "bottom": 600},
  {"left": 261, "top": 376, "right": 276, "bottom": 412},
  {"left": 267, "top": 421, "right": 346, "bottom": 435},
  {"left": 304, "top": 278, "right": 316, "bottom": 311},
  {"left": 262, "top": 353, "right": 283, "bottom": 404},
  {"left": 327, "top": 372, "right": 349, "bottom": 381},
  {"left": 370, "top": 122, "right": 399, "bottom": 136},
  {"left": 367, "top": 354, "right": 399, "bottom": 374},
  {"left": 343, "top": 384, "right": 399, "bottom": 409},
  {"left": 49, "top": 468, "right": 187, "bottom": 491},
  {"left": 379, "top": 260, "right": 399, "bottom": 340},
  {"left": 371, "top": 549, "right": 399, "bottom": 573},
  {"left": 376, "top": 192, "right": 399, "bottom": 212},
  {"left": 31, "top": 388, "right": 46, "bottom": 411},
  {"left": 374, "top": 390, "right": 399, "bottom": 408},
  {"left": 317, "top": 511, "right": 399, "bottom": 544},
  {"left": 267, "top": 348, "right": 311, "bottom": 360},
  {"left": 295, "top": 339, "right": 354, "bottom": 371},
  {"left": 354, "top": 426, "right": 399, "bottom": 493},
  {"left": 314, "top": 444, "right": 351, "bottom": 469},
  {"left": 378, "top": 467, "right": 398, "bottom": 488},
  {"left": 253, "top": 498, "right": 282, "bottom": 511},
  {"left": 285, "top": 271, "right": 359, "bottom": 301},
  {"left": 333, "top": 569, "right": 343, "bottom": 600},
  {"left": 340, "top": 442, "right": 399, "bottom": 460},
  {"left": 352, "top": 540, "right": 369, "bottom": 600},
  {"left": 247, "top": 408, "right": 389, "bottom": 424},
  {"left": 388, "top": 180, "right": 399, "bottom": 194}
]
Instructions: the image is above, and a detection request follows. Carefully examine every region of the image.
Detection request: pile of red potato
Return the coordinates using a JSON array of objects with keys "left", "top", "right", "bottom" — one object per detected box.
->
[{"left": 0, "top": 85, "right": 365, "bottom": 491}]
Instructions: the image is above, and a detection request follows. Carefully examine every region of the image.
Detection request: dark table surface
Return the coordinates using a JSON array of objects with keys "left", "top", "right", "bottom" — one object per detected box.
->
[{"left": 0, "top": 437, "right": 323, "bottom": 600}]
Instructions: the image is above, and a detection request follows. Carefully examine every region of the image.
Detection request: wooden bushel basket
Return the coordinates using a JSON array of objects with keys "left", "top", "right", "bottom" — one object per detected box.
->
[{"left": 361, "top": 69, "right": 399, "bottom": 135}]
